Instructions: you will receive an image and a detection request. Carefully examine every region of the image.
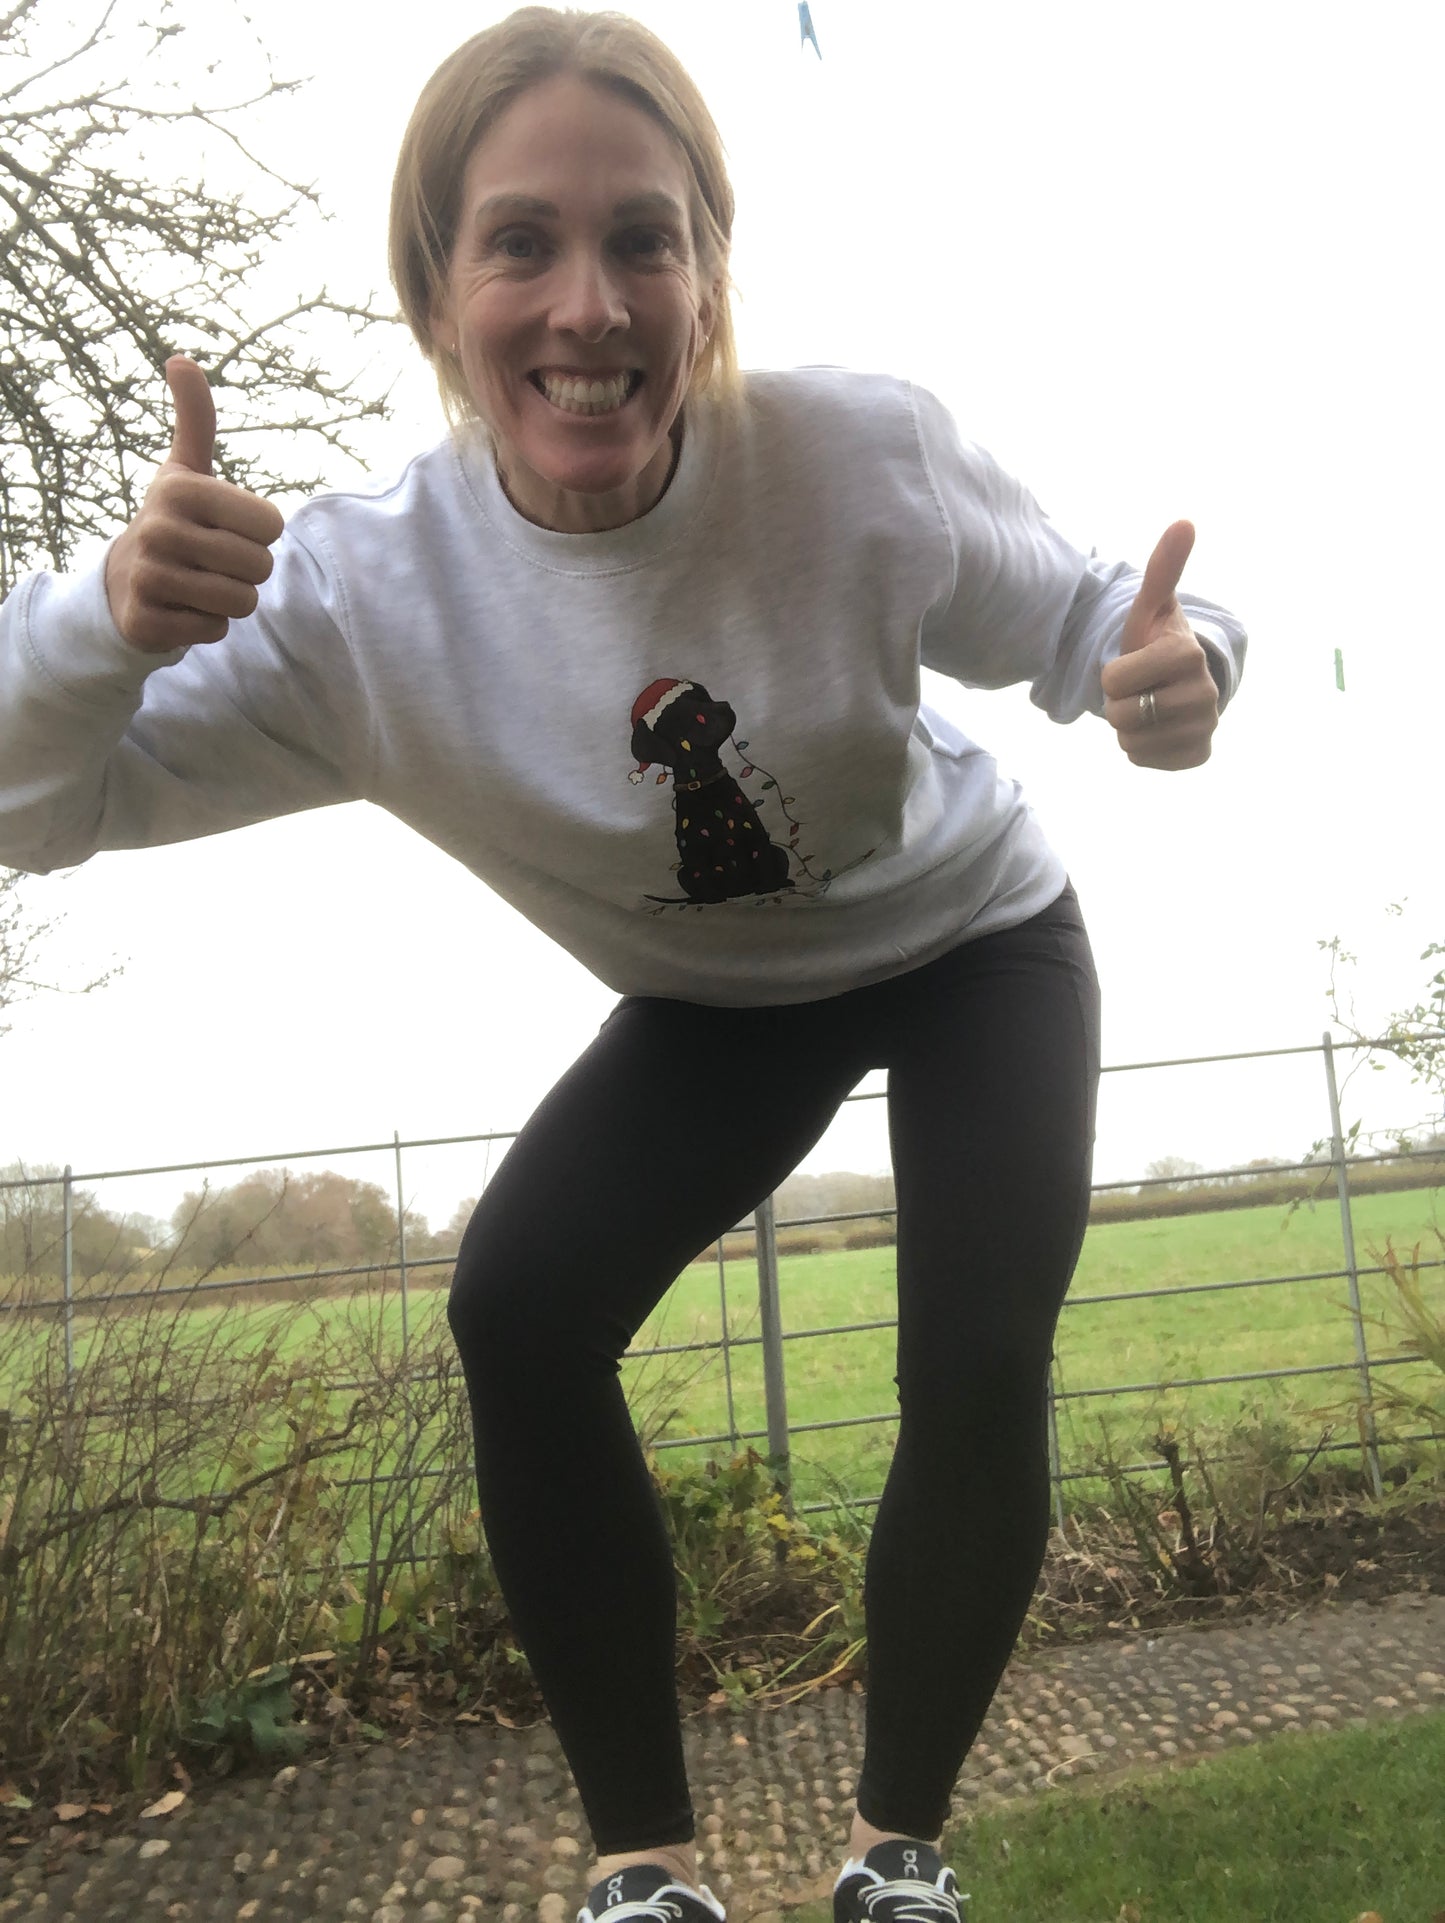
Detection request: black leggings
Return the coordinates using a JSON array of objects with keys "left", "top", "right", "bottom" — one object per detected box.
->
[{"left": 448, "top": 879, "right": 1101, "bottom": 1852}]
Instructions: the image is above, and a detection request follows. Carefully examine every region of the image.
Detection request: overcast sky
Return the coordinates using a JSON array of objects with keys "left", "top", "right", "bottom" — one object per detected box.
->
[{"left": 5, "top": 0, "right": 1442, "bottom": 1234}]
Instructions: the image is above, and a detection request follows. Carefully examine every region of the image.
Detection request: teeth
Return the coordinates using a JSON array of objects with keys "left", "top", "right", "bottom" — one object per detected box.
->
[{"left": 536, "top": 370, "right": 636, "bottom": 414}]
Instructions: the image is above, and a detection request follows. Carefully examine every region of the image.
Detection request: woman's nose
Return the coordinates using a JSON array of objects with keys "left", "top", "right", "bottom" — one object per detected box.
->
[{"left": 550, "top": 250, "right": 628, "bottom": 338}]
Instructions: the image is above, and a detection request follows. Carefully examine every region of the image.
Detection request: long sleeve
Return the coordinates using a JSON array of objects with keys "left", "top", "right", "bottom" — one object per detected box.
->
[
  {"left": 0, "top": 526, "right": 372, "bottom": 875},
  {"left": 908, "top": 382, "right": 1246, "bottom": 722},
  {"left": 1, "top": 373, "right": 1253, "bottom": 1008}
]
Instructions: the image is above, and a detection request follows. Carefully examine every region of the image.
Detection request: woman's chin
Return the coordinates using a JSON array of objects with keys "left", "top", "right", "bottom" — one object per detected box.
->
[{"left": 502, "top": 436, "right": 674, "bottom": 528}]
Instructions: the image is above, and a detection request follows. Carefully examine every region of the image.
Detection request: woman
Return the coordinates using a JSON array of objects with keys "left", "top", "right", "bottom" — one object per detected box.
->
[{"left": 0, "top": 9, "right": 1245, "bottom": 1921}]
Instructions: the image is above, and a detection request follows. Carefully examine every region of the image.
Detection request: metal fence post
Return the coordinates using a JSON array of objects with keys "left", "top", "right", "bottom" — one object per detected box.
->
[
  {"left": 754, "top": 1192, "right": 793, "bottom": 1518},
  {"left": 393, "top": 1130, "right": 410, "bottom": 1361},
  {"left": 61, "top": 1163, "right": 75, "bottom": 1394},
  {"left": 716, "top": 1239, "right": 740, "bottom": 1449},
  {"left": 392, "top": 1130, "right": 419, "bottom": 1562},
  {"left": 61, "top": 1161, "right": 77, "bottom": 1476},
  {"left": 1046, "top": 1357, "right": 1067, "bottom": 1538},
  {"left": 1322, "top": 1032, "right": 1384, "bottom": 1500}
]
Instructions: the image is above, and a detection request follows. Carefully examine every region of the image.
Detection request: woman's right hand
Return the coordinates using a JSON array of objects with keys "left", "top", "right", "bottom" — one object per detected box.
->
[{"left": 104, "top": 356, "right": 286, "bottom": 654}]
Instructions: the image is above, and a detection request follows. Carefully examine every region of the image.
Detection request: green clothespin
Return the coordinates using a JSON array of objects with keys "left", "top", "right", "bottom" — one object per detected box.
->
[{"left": 1334, "top": 648, "right": 1345, "bottom": 691}]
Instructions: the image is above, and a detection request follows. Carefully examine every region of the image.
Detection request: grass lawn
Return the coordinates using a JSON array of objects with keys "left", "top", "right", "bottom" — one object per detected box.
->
[
  {"left": 779, "top": 1709, "right": 1445, "bottom": 1921},
  {"left": 624, "top": 1185, "right": 1445, "bottom": 1508},
  {"left": 6, "top": 1185, "right": 1441, "bottom": 1522}
]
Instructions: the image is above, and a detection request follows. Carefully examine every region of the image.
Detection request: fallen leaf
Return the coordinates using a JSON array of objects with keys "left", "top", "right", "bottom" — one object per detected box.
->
[
  {"left": 0, "top": 1785, "right": 31, "bottom": 1811},
  {"left": 139, "top": 1789, "right": 186, "bottom": 1819},
  {"left": 1354, "top": 1913, "right": 1384, "bottom": 1922},
  {"left": 1119, "top": 1906, "right": 1143, "bottom": 1923},
  {"left": 90, "top": 1804, "right": 112, "bottom": 1816},
  {"left": 54, "top": 1804, "right": 87, "bottom": 1823}
]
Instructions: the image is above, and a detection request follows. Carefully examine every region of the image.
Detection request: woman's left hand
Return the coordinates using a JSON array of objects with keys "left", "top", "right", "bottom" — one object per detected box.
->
[{"left": 1099, "top": 520, "right": 1219, "bottom": 770}]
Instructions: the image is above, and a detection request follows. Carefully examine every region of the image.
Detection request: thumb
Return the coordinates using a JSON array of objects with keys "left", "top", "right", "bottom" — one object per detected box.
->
[
  {"left": 1119, "top": 518, "right": 1196, "bottom": 654},
  {"left": 164, "top": 354, "right": 216, "bottom": 476}
]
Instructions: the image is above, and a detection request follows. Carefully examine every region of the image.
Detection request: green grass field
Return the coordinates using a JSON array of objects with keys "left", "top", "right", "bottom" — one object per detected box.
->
[
  {"left": 6, "top": 1185, "right": 1442, "bottom": 1519},
  {"left": 627, "top": 1184, "right": 1445, "bottom": 1507},
  {"left": 782, "top": 1709, "right": 1445, "bottom": 1922}
]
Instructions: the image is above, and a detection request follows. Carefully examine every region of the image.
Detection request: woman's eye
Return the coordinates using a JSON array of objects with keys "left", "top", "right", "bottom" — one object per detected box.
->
[
  {"left": 622, "top": 229, "right": 671, "bottom": 258},
  {"left": 486, "top": 227, "right": 672, "bottom": 264},
  {"left": 493, "top": 230, "right": 540, "bottom": 260}
]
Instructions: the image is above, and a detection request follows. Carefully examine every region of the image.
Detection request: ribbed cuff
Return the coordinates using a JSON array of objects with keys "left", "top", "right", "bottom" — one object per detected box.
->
[
  {"left": 1191, "top": 621, "right": 1233, "bottom": 706},
  {"left": 24, "top": 547, "right": 186, "bottom": 707}
]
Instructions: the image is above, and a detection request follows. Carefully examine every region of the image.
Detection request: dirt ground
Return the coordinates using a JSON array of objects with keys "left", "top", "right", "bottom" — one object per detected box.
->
[{"left": 1024, "top": 1491, "right": 1445, "bottom": 1646}]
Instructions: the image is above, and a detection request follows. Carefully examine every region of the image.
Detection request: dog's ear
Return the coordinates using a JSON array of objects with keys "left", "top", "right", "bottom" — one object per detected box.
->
[{"left": 631, "top": 719, "right": 662, "bottom": 763}]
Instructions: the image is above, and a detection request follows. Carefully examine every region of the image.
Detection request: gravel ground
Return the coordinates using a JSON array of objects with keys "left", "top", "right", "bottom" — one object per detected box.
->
[{"left": 3, "top": 1591, "right": 1441, "bottom": 1923}]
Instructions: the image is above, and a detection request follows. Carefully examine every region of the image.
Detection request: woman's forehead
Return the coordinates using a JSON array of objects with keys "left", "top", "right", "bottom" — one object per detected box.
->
[{"left": 461, "top": 74, "right": 691, "bottom": 206}]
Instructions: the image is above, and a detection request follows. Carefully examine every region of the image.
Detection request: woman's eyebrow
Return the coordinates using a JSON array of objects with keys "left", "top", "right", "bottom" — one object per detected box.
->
[
  {"left": 474, "top": 193, "right": 558, "bottom": 224},
  {"left": 612, "top": 192, "right": 687, "bottom": 224},
  {"left": 473, "top": 190, "right": 686, "bottom": 226}
]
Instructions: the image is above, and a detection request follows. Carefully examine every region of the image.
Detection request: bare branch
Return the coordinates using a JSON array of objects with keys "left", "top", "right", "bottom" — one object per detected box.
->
[
  {"left": 0, "top": 0, "right": 123, "bottom": 108},
  {"left": 0, "top": 1, "right": 44, "bottom": 47},
  {"left": 0, "top": 868, "right": 121, "bottom": 1034},
  {"left": 0, "top": 0, "right": 400, "bottom": 590},
  {"left": 1, "top": 0, "right": 402, "bottom": 1019}
]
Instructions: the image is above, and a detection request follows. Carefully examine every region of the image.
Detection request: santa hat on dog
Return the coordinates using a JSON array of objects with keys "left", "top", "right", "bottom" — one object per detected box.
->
[{"left": 629, "top": 678, "right": 696, "bottom": 781}]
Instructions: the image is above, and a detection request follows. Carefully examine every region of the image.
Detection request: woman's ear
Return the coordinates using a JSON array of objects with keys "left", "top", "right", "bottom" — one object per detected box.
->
[
  {"left": 698, "top": 274, "right": 722, "bottom": 344},
  {"left": 428, "top": 304, "right": 457, "bottom": 358}
]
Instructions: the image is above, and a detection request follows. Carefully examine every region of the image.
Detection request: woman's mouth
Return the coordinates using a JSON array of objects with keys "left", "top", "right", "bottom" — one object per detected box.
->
[{"left": 529, "top": 369, "right": 644, "bottom": 416}]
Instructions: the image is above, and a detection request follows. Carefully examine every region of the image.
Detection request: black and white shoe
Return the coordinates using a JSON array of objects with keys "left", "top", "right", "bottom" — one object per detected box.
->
[
  {"left": 577, "top": 1862, "right": 727, "bottom": 1923},
  {"left": 832, "top": 1839, "right": 969, "bottom": 1922}
]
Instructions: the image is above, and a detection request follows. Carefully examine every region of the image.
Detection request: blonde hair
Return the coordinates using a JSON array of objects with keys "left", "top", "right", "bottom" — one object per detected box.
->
[{"left": 389, "top": 7, "right": 741, "bottom": 432}]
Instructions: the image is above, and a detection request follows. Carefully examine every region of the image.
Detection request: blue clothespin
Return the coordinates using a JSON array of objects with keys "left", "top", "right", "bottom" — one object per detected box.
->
[{"left": 798, "top": 2, "right": 821, "bottom": 57}]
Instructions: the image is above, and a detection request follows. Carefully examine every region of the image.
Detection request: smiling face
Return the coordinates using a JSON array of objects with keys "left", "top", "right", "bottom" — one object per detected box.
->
[{"left": 432, "top": 72, "right": 716, "bottom": 533}]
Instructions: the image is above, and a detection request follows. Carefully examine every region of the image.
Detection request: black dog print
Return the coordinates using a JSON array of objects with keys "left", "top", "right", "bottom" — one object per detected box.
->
[{"left": 628, "top": 677, "right": 793, "bottom": 903}]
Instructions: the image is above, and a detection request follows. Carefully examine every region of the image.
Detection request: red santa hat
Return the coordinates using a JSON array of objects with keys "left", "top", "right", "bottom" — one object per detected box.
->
[
  {"left": 629, "top": 678, "right": 696, "bottom": 780},
  {"left": 631, "top": 678, "right": 694, "bottom": 731}
]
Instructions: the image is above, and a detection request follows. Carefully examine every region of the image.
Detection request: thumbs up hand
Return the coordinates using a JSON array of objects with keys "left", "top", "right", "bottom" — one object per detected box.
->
[
  {"left": 1098, "top": 520, "right": 1220, "bottom": 770},
  {"left": 103, "top": 357, "right": 286, "bottom": 654}
]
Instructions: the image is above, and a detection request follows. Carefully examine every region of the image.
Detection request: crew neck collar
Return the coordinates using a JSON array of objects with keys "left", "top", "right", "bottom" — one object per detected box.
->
[{"left": 458, "top": 392, "right": 721, "bottom": 574}]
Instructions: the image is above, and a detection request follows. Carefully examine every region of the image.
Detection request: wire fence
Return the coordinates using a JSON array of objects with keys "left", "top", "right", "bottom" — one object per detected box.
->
[{"left": 4, "top": 1029, "right": 1443, "bottom": 1530}]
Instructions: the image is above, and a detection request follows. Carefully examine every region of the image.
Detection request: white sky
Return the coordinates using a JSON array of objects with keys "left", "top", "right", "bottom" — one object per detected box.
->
[{"left": 5, "top": 0, "right": 1443, "bottom": 1234}]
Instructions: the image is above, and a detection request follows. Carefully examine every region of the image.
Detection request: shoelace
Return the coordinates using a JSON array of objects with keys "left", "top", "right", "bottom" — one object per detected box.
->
[
  {"left": 859, "top": 1874, "right": 963, "bottom": 1922},
  {"left": 583, "top": 1891, "right": 715, "bottom": 1923}
]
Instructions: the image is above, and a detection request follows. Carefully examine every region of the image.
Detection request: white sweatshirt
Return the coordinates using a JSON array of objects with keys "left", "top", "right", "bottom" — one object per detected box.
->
[{"left": 0, "top": 367, "right": 1245, "bottom": 1007}]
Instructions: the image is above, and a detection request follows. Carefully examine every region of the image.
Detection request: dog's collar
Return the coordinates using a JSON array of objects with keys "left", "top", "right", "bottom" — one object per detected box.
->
[{"left": 673, "top": 770, "right": 728, "bottom": 794}]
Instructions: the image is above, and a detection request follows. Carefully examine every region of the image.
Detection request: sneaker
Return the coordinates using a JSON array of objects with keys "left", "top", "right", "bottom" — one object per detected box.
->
[
  {"left": 577, "top": 1862, "right": 727, "bottom": 1923},
  {"left": 833, "top": 1839, "right": 969, "bottom": 1921}
]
